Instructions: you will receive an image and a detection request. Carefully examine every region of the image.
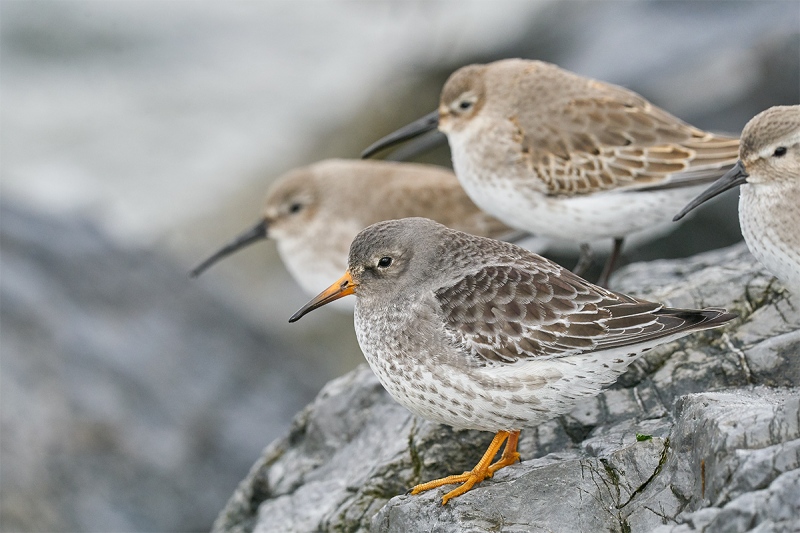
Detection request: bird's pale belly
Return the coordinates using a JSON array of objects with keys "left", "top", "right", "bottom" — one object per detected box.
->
[
  {"left": 278, "top": 237, "right": 356, "bottom": 310},
  {"left": 354, "top": 305, "right": 649, "bottom": 432},
  {"left": 457, "top": 170, "right": 705, "bottom": 243},
  {"left": 740, "top": 189, "right": 800, "bottom": 293}
]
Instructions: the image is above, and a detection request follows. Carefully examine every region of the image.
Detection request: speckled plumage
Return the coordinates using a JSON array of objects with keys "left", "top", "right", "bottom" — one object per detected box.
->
[
  {"left": 289, "top": 217, "right": 735, "bottom": 503},
  {"left": 342, "top": 218, "right": 734, "bottom": 431},
  {"left": 676, "top": 105, "right": 800, "bottom": 294},
  {"left": 191, "top": 159, "right": 514, "bottom": 301}
]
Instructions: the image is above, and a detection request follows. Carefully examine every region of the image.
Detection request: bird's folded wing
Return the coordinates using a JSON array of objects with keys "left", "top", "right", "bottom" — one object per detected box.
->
[
  {"left": 435, "top": 263, "right": 690, "bottom": 365},
  {"left": 514, "top": 89, "right": 739, "bottom": 195}
]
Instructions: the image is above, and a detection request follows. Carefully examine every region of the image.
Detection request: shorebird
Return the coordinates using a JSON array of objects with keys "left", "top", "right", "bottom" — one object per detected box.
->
[
  {"left": 191, "top": 159, "right": 521, "bottom": 302},
  {"left": 675, "top": 105, "right": 800, "bottom": 294},
  {"left": 289, "top": 217, "right": 735, "bottom": 504},
  {"left": 362, "top": 58, "right": 740, "bottom": 286}
]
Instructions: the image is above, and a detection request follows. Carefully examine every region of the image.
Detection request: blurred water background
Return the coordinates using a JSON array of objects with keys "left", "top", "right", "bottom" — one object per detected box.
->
[{"left": 1, "top": 1, "right": 798, "bottom": 531}]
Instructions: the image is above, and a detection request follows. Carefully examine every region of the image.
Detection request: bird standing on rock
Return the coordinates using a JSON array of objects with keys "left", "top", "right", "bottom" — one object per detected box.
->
[
  {"left": 675, "top": 105, "right": 800, "bottom": 295},
  {"left": 191, "top": 159, "right": 522, "bottom": 303},
  {"left": 289, "top": 217, "right": 735, "bottom": 504},
  {"left": 362, "top": 58, "right": 740, "bottom": 286}
]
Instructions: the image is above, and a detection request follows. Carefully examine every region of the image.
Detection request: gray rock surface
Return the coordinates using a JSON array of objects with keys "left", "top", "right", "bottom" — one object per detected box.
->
[
  {"left": 0, "top": 202, "right": 330, "bottom": 532},
  {"left": 214, "top": 243, "right": 800, "bottom": 533}
]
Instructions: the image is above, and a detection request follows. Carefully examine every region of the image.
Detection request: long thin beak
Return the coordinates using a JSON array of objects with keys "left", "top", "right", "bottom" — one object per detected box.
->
[
  {"left": 190, "top": 220, "right": 268, "bottom": 277},
  {"left": 361, "top": 110, "right": 439, "bottom": 159},
  {"left": 289, "top": 271, "right": 357, "bottom": 322},
  {"left": 673, "top": 160, "right": 749, "bottom": 221}
]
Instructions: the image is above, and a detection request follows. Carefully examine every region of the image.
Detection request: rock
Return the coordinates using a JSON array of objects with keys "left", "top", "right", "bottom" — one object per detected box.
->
[
  {"left": 660, "top": 469, "right": 800, "bottom": 533},
  {"left": 213, "top": 242, "right": 800, "bottom": 533},
  {"left": 0, "top": 202, "right": 329, "bottom": 532},
  {"left": 630, "top": 389, "right": 800, "bottom": 533}
]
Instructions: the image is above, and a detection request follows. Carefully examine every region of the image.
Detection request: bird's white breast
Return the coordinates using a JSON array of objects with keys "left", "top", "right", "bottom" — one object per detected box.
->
[
  {"left": 276, "top": 229, "right": 356, "bottom": 310},
  {"left": 740, "top": 183, "right": 800, "bottom": 293},
  {"left": 447, "top": 124, "right": 707, "bottom": 242},
  {"left": 352, "top": 295, "right": 670, "bottom": 432}
]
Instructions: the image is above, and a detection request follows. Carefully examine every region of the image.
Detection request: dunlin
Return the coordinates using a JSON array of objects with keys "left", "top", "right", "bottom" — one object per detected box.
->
[
  {"left": 675, "top": 105, "right": 800, "bottom": 294},
  {"left": 362, "top": 58, "right": 740, "bottom": 285},
  {"left": 289, "top": 217, "right": 735, "bottom": 504},
  {"left": 191, "top": 159, "right": 519, "bottom": 301}
]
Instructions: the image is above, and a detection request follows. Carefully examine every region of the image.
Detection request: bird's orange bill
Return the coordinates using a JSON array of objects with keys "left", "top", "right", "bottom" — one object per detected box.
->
[
  {"left": 673, "top": 160, "right": 749, "bottom": 221},
  {"left": 289, "top": 271, "right": 357, "bottom": 322},
  {"left": 190, "top": 220, "right": 268, "bottom": 277},
  {"left": 361, "top": 110, "right": 439, "bottom": 159}
]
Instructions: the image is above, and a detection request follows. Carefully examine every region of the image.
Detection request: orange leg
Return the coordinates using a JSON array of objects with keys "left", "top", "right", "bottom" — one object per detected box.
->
[
  {"left": 410, "top": 430, "right": 522, "bottom": 505},
  {"left": 488, "top": 429, "right": 520, "bottom": 475}
]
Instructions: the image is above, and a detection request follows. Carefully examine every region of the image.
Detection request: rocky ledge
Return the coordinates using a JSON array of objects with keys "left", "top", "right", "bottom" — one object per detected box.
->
[{"left": 213, "top": 242, "right": 800, "bottom": 533}]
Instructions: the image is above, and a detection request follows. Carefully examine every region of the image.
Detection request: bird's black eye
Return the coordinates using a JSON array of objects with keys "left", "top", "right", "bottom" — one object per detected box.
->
[
  {"left": 377, "top": 256, "right": 393, "bottom": 268},
  {"left": 289, "top": 202, "right": 303, "bottom": 214},
  {"left": 458, "top": 100, "right": 472, "bottom": 110},
  {"left": 773, "top": 146, "right": 787, "bottom": 157}
]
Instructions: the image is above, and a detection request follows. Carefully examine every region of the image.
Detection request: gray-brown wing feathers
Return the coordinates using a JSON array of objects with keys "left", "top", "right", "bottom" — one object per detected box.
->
[
  {"left": 509, "top": 66, "right": 740, "bottom": 195},
  {"left": 435, "top": 264, "right": 733, "bottom": 365}
]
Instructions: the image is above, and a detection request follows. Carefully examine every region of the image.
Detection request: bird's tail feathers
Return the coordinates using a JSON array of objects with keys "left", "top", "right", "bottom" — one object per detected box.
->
[{"left": 657, "top": 306, "right": 737, "bottom": 332}]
